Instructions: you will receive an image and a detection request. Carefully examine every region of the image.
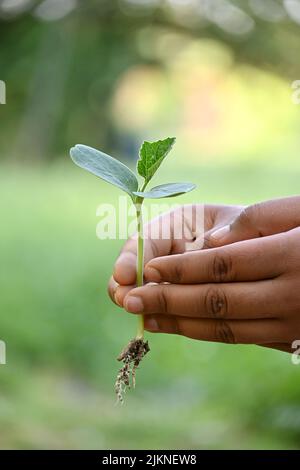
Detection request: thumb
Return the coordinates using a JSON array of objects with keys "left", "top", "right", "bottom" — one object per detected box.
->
[{"left": 208, "top": 196, "right": 300, "bottom": 246}]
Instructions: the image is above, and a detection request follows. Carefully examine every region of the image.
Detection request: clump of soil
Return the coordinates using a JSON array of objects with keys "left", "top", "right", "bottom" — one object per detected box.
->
[{"left": 115, "top": 338, "right": 150, "bottom": 404}]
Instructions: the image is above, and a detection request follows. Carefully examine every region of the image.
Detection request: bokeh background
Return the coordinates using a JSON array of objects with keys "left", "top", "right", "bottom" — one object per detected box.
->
[{"left": 1, "top": 0, "right": 300, "bottom": 449}]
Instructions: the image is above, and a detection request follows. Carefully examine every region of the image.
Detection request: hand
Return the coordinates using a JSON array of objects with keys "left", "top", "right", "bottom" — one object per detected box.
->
[
  {"left": 208, "top": 196, "right": 300, "bottom": 246},
  {"left": 108, "top": 204, "right": 243, "bottom": 305},
  {"left": 117, "top": 197, "right": 300, "bottom": 353}
]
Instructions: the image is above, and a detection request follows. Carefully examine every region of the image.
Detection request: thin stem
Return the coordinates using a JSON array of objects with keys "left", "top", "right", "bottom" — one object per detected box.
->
[
  {"left": 140, "top": 181, "right": 148, "bottom": 192},
  {"left": 135, "top": 197, "right": 144, "bottom": 339}
]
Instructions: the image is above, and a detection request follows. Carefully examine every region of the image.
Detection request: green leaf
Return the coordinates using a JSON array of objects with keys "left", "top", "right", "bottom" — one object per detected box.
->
[
  {"left": 70, "top": 144, "right": 138, "bottom": 197},
  {"left": 133, "top": 182, "right": 196, "bottom": 199},
  {"left": 137, "top": 137, "right": 176, "bottom": 185}
]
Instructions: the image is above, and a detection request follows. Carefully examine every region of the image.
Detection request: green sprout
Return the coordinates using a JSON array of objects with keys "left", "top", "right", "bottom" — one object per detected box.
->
[{"left": 70, "top": 137, "right": 196, "bottom": 402}]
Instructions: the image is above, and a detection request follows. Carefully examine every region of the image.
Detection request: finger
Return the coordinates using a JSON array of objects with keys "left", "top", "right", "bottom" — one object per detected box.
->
[
  {"left": 114, "top": 285, "right": 134, "bottom": 307},
  {"left": 113, "top": 205, "right": 204, "bottom": 285},
  {"left": 209, "top": 196, "right": 300, "bottom": 246},
  {"left": 123, "top": 280, "right": 284, "bottom": 320},
  {"left": 113, "top": 215, "right": 173, "bottom": 286},
  {"left": 144, "top": 314, "right": 281, "bottom": 344},
  {"left": 108, "top": 276, "right": 119, "bottom": 304},
  {"left": 202, "top": 205, "right": 244, "bottom": 249},
  {"left": 108, "top": 276, "right": 134, "bottom": 307},
  {"left": 113, "top": 282, "right": 159, "bottom": 307},
  {"left": 144, "top": 232, "right": 286, "bottom": 284}
]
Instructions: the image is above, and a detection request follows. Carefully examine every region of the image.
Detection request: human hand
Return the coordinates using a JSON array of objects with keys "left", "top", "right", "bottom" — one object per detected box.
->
[
  {"left": 108, "top": 203, "right": 243, "bottom": 306},
  {"left": 117, "top": 197, "right": 300, "bottom": 353},
  {"left": 208, "top": 196, "right": 300, "bottom": 247}
]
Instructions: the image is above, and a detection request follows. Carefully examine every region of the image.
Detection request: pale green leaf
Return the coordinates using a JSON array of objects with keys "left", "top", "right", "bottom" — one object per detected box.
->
[
  {"left": 70, "top": 144, "right": 138, "bottom": 197},
  {"left": 133, "top": 182, "right": 196, "bottom": 199},
  {"left": 137, "top": 137, "right": 176, "bottom": 185}
]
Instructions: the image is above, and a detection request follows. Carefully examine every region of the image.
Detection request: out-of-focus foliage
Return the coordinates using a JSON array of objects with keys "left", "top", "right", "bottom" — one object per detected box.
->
[
  {"left": 0, "top": 0, "right": 300, "bottom": 160},
  {"left": 1, "top": 0, "right": 300, "bottom": 450}
]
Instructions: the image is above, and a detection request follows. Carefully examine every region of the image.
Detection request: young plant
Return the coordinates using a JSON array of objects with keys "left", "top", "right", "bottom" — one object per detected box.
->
[{"left": 70, "top": 137, "right": 196, "bottom": 402}]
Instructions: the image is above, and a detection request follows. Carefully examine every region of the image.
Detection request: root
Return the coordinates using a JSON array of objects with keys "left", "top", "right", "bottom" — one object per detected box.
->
[{"left": 115, "top": 338, "right": 150, "bottom": 404}]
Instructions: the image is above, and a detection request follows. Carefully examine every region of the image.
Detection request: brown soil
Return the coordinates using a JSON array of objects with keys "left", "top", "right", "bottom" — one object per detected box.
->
[{"left": 115, "top": 338, "right": 150, "bottom": 404}]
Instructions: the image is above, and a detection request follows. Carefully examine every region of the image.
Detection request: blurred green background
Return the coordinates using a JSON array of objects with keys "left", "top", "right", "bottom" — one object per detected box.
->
[{"left": 1, "top": 0, "right": 300, "bottom": 450}]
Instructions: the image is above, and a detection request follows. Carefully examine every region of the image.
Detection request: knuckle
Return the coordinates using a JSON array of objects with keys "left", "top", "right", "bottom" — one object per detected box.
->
[
  {"left": 173, "top": 263, "right": 183, "bottom": 283},
  {"left": 214, "top": 320, "right": 236, "bottom": 344},
  {"left": 172, "top": 258, "right": 185, "bottom": 283},
  {"left": 211, "top": 250, "right": 234, "bottom": 282},
  {"left": 204, "top": 286, "right": 228, "bottom": 319},
  {"left": 149, "top": 238, "right": 159, "bottom": 259},
  {"left": 158, "top": 287, "right": 169, "bottom": 314},
  {"left": 172, "top": 316, "right": 181, "bottom": 335}
]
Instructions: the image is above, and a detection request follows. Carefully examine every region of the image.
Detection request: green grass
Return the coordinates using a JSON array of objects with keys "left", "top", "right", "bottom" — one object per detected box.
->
[{"left": 1, "top": 161, "right": 300, "bottom": 449}]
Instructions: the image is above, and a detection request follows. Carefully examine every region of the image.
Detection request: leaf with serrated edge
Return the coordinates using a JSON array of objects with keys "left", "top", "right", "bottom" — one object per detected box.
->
[
  {"left": 133, "top": 182, "right": 196, "bottom": 199},
  {"left": 70, "top": 144, "right": 138, "bottom": 197},
  {"left": 137, "top": 137, "right": 176, "bottom": 185}
]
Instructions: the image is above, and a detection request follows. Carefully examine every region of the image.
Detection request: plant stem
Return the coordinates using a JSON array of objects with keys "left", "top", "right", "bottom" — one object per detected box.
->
[{"left": 135, "top": 197, "right": 144, "bottom": 339}]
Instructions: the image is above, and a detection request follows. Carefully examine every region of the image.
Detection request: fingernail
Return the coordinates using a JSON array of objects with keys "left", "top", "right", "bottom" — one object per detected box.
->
[
  {"left": 124, "top": 296, "right": 144, "bottom": 313},
  {"left": 145, "top": 317, "right": 159, "bottom": 332},
  {"left": 145, "top": 266, "right": 161, "bottom": 283},
  {"left": 114, "top": 288, "right": 122, "bottom": 307},
  {"left": 210, "top": 225, "right": 230, "bottom": 241}
]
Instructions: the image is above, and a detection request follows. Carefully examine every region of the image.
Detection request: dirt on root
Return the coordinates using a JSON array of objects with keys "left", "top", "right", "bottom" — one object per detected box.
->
[{"left": 115, "top": 338, "right": 150, "bottom": 404}]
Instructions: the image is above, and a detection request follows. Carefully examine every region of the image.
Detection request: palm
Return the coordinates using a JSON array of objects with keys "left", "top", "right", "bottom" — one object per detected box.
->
[
  {"left": 166, "top": 204, "right": 243, "bottom": 254},
  {"left": 109, "top": 204, "right": 243, "bottom": 293}
]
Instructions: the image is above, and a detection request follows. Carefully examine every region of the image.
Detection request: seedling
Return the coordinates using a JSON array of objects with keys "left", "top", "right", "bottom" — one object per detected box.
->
[{"left": 70, "top": 137, "right": 196, "bottom": 402}]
